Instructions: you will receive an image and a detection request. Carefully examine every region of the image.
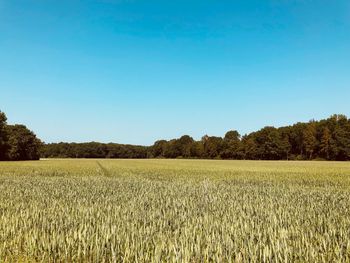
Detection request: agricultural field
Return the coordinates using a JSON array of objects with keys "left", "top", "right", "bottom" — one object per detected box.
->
[{"left": 1, "top": 159, "right": 350, "bottom": 262}]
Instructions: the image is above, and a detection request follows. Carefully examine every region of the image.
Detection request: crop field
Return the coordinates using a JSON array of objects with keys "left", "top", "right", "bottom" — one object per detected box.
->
[{"left": 0, "top": 160, "right": 350, "bottom": 262}]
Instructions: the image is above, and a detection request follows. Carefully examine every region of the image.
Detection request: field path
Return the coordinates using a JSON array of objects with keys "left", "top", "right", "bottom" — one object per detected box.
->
[{"left": 96, "top": 161, "right": 112, "bottom": 177}]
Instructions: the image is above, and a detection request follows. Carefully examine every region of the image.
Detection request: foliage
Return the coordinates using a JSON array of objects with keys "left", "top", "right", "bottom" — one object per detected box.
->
[
  {"left": 149, "top": 114, "right": 350, "bottom": 161},
  {"left": 40, "top": 142, "right": 148, "bottom": 159},
  {"left": 6, "top": 125, "right": 42, "bottom": 160},
  {"left": 0, "top": 111, "right": 9, "bottom": 160},
  {"left": 0, "top": 111, "right": 41, "bottom": 161}
]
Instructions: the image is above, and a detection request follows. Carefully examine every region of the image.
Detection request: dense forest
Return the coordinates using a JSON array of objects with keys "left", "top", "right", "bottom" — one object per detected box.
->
[
  {"left": 148, "top": 114, "right": 350, "bottom": 161},
  {"left": 1, "top": 110, "right": 350, "bottom": 161},
  {"left": 41, "top": 142, "right": 148, "bottom": 159}
]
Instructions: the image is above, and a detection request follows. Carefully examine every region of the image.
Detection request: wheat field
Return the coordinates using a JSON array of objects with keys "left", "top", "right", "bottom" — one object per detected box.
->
[{"left": 0, "top": 159, "right": 350, "bottom": 262}]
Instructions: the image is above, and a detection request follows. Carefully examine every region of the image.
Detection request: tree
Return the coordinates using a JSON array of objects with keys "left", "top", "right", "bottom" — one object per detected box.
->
[
  {"left": 242, "top": 136, "right": 258, "bottom": 160},
  {"left": 332, "top": 122, "right": 350, "bottom": 161},
  {"left": 202, "top": 135, "right": 223, "bottom": 159},
  {"left": 280, "top": 134, "right": 292, "bottom": 160},
  {"left": 0, "top": 111, "right": 9, "bottom": 160},
  {"left": 163, "top": 139, "right": 181, "bottom": 158},
  {"left": 177, "top": 135, "right": 195, "bottom": 158},
  {"left": 319, "top": 127, "right": 332, "bottom": 160},
  {"left": 303, "top": 123, "right": 317, "bottom": 160},
  {"left": 287, "top": 122, "right": 307, "bottom": 159},
  {"left": 190, "top": 141, "right": 204, "bottom": 158},
  {"left": 221, "top": 130, "right": 241, "bottom": 159},
  {"left": 246, "top": 127, "right": 289, "bottom": 160},
  {"left": 152, "top": 140, "right": 167, "bottom": 158},
  {"left": 224, "top": 130, "right": 240, "bottom": 142},
  {"left": 6, "top": 124, "right": 42, "bottom": 160}
]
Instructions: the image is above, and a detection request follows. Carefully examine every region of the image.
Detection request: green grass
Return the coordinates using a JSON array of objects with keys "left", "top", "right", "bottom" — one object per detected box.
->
[{"left": 1, "top": 159, "right": 350, "bottom": 262}]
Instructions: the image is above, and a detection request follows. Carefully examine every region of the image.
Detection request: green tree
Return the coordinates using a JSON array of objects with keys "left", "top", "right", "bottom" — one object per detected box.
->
[
  {"left": 0, "top": 111, "right": 9, "bottom": 160},
  {"left": 6, "top": 124, "right": 42, "bottom": 160},
  {"left": 332, "top": 122, "right": 350, "bottom": 160},
  {"left": 224, "top": 130, "right": 240, "bottom": 142},
  {"left": 303, "top": 123, "right": 317, "bottom": 160},
  {"left": 202, "top": 135, "right": 223, "bottom": 159},
  {"left": 287, "top": 122, "right": 307, "bottom": 158},
  {"left": 163, "top": 139, "right": 180, "bottom": 158},
  {"left": 249, "top": 127, "right": 289, "bottom": 160},
  {"left": 177, "top": 135, "right": 194, "bottom": 158},
  {"left": 190, "top": 141, "right": 204, "bottom": 158},
  {"left": 152, "top": 140, "right": 167, "bottom": 157},
  {"left": 221, "top": 130, "right": 241, "bottom": 159},
  {"left": 242, "top": 136, "right": 258, "bottom": 160},
  {"left": 319, "top": 127, "right": 332, "bottom": 159},
  {"left": 281, "top": 134, "right": 292, "bottom": 160}
]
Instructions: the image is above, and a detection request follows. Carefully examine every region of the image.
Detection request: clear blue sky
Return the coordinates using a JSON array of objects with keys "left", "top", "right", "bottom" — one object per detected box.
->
[{"left": 1, "top": 0, "right": 349, "bottom": 145}]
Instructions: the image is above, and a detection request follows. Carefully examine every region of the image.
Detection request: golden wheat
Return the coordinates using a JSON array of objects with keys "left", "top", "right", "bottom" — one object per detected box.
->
[{"left": 0, "top": 159, "right": 350, "bottom": 262}]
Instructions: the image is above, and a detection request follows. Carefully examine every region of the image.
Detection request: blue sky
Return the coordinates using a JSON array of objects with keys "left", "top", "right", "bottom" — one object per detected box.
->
[{"left": 1, "top": 0, "right": 349, "bottom": 145}]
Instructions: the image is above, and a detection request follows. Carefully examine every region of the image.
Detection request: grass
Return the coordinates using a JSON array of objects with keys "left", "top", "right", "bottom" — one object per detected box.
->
[{"left": 0, "top": 159, "right": 350, "bottom": 262}]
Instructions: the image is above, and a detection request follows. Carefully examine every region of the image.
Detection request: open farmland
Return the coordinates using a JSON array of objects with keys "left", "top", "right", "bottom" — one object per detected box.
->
[{"left": 1, "top": 159, "right": 350, "bottom": 262}]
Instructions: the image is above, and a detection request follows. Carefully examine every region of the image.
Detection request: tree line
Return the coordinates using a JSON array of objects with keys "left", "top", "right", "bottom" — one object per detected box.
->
[
  {"left": 41, "top": 142, "right": 148, "bottom": 159},
  {"left": 0, "top": 111, "right": 42, "bottom": 160},
  {"left": 1, "top": 110, "right": 350, "bottom": 161},
  {"left": 150, "top": 115, "right": 350, "bottom": 161}
]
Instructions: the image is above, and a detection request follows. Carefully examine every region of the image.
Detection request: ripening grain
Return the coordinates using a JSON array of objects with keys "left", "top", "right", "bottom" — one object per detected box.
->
[{"left": 0, "top": 159, "right": 350, "bottom": 262}]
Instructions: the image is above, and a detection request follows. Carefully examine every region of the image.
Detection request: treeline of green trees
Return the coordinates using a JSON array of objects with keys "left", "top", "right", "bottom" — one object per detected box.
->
[
  {"left": 0, "top": 111, "right": 42, "bottom": 160},
  {"left": 150, "top": 114, "right": 350, "bottom": 160},
  {"left": 42, "top": 114, "right": 350, "bottom": 161},
  {"left": 41, "top": 142, "right": 148, "bottom": 159},
  {"left": 1, "top": 109, "right": 350, "bottom": 161}
]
